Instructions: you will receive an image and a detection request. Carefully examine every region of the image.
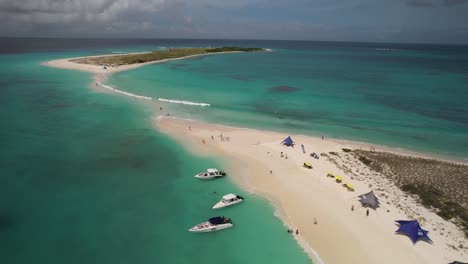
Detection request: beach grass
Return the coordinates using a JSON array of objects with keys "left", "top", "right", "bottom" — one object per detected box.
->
[
  {"left": 353, "top": 150, "right": 468, "bottom": 237},
  {"left": 402, "top": 184, "right": 468, "bottom": 237},
  {"left": 70, "top": 47, "right": 264, "bottom": 67}
]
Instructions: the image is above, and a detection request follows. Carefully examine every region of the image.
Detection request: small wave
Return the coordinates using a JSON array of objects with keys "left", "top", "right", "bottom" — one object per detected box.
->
[
  {"left": 97, "top": 82, "right": 152, "bottom": 100},
  {"left": 111, "top": 51, "right": 125, "bottom": 54},
  {"left": 300, "top": 238, "right": 325, "bottom": 264},
  {"left": 158, "top": 98, "right": 210, "bottom": 107},
  {"left": 375, "top": 48, "right": 403, "bottom": 51}
]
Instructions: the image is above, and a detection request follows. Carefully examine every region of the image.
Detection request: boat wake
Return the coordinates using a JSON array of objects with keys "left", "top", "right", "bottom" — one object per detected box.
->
[
  {"left": 158, "top": 98, "right": 211, "bottom": 107},
  {"left": 97, "top": 82, "right": 152, "bottom": 100}
]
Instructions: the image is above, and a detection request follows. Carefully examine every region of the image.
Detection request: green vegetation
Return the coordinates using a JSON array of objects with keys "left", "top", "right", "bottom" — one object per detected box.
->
[
  {"left": 358, "top": 155, "right": 373, "bottom": 166},
  {"left": 71, "top": 47, "right": 265, "bottom": 67},
  {"left": 402, "top": 184, "right": 468, "bottom": 237}
]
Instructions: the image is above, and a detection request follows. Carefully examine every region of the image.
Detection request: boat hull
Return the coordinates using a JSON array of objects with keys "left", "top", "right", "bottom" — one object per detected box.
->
[
  {"left": 194, "top": 174, "right": 225, "bottom": 179},
  {"left": 194, "top": 174, "right": 218, "bottom": 179},
  {"left": 188, "top": 223, "right": 233, "bottom": 232},
  {"left": 212, "top": 200, "right": 243, "bottom": 209}
]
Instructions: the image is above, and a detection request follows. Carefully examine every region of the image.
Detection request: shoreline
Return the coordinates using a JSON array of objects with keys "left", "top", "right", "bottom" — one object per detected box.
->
[
  {"left": 172, "top": 118, "right": 468, "bottom": 166},
  {"left": 44, "top": 50, "right": 248, "bottom": 98},
  {"left": 43, "top": 51, "right": 468, "bottom": 164},
  {"left": 45, "top": 52, "right": 467, "bottom": 263},
  {"left": 156, "top": 116, "right": 468, "bottom": 264},
  {"left": 45, "top": 50, "right": 245, "bottom": 75}
]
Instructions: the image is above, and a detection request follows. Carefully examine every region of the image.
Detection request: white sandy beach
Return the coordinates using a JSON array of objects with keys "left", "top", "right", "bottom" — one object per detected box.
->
[
  {"left": 156, "top": 117, "right": 468, "bottom": 264},
  {"left": 45, "top": 52, "right": 468, "bottom": 264}
]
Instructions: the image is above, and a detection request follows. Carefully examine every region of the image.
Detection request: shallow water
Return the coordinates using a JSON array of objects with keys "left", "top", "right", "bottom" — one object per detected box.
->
[
  {"left": 1, "top": 38, "right": 468, "bottom": 264},
  {"left": 0, "top": 40, "right": 311, "bottom": 264},
  {"left": 108, "top": 42, "right": 468, "bottom": 158}
]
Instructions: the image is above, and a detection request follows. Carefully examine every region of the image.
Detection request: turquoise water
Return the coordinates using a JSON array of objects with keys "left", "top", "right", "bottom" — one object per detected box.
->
[
  {"left": 0, "top": 43, "right": 311, "bottom": 263},
  {"left": 1, "top": 39, "right": 468, "bottom": 264},
  {"left": 109, "top": 44, "right": 468, "bottom": 159}
]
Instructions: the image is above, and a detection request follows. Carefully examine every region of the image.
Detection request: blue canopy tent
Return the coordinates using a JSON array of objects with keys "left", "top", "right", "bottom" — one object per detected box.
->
[
  {"left": 395, "top": 220, "right": 432, "bottom": 244},
  {"left": 281, "top": 136, "right": 294, "bottom": 147}
]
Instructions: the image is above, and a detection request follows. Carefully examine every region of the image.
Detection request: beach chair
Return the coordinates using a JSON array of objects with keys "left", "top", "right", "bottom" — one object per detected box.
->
[{"left": 343, "top": 183, "right": 355, "bottom": 191}]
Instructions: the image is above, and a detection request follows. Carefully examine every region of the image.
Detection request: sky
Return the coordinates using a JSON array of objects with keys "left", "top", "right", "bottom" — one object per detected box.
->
[{"left": 1, "top": 0, "right": 468, "bottom": 43}]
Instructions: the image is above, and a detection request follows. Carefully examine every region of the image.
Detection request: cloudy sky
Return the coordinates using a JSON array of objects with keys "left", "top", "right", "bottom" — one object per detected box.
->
[{"left": 1, "top": 0, "right": 468, "bottom": 43}]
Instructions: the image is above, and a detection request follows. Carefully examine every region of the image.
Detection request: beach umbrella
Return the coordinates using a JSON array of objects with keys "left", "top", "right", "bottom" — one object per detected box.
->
[
  {"left": 358, "top": 191, "right": 380, "bottom": 210},
  {"left": 395, "top": 220, "right": 432, "bottom": 244},
  {"left": 303, "top": 162, "right": 312, "bottom": 169},
  {"left": 448, "top": 261, "right": 468, "bottom": 264},
  {"left": 335, "top": 176, "right": 342, "bottom": 183},
  {"left": 281, "top": 136, "right": 294, "bottom": 147}
]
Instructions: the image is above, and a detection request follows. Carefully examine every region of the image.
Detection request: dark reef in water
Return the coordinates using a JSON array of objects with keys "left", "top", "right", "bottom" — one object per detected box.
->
[
  {"left": 269, "top": 86, "right": 302, "bottom": 93},
  {"left": 0, "top": 213, "right": 15, "bottom": 231}
]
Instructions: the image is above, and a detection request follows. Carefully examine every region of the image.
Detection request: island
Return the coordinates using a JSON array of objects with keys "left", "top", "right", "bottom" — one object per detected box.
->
[{"left": 70, "top": 47, "right": 266, "bottom": 67}]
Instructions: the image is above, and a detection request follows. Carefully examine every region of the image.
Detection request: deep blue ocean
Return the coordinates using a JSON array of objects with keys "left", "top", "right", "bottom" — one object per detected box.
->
[{"left": 1, "top": 38, "right": 467, "bottom": 264}]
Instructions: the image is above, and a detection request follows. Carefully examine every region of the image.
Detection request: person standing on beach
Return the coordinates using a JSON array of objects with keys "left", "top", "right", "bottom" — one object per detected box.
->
[
  {"left": 296, "top": 229, "right": 299, "bottom": 235},
  {"left": 366, "top": 209, "right": 369, "bottom": 216}
]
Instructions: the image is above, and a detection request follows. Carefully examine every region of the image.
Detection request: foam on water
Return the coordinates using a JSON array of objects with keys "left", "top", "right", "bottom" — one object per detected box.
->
[
  {"left": 158, "top": 98, "right": 211, "bottom": 107},
  {"left": 97, "top": 83, "right": 212, "bottom": 107},
  {"left": 98, "top": 82, "right": 152, "bottom": 100}
]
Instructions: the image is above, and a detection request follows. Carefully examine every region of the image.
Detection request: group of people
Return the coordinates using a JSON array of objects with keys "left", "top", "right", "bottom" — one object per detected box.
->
[
  {"left": 217, "top": 133, "right": 230, "bottom": 142},
  {"left": 200, "top": 133, "right": 231, "bottom": 145},
  {"left": 287, "top": 229, "right": 299, "bottom": 235}
]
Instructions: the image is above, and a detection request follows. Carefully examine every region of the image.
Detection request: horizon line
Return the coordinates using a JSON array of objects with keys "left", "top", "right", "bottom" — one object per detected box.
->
[{"left": 1, "top": 36, "right": 468, "bottom": 46}]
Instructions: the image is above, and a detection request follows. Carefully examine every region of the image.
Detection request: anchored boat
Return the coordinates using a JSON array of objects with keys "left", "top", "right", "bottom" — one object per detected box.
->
[
  {"left": 212, "top": 194, "right": 244, "bottom": 209},
  {"left": 189, "top": 216, "right": 233, "bottom": 232},
  {"left": 194, "top": 168, "right": 226, "bottom": 179}
]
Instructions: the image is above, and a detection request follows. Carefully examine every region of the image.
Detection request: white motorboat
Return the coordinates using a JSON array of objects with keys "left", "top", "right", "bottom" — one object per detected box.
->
[
  {"left": 212, "top": 194, "right": 244, "bottom": 209},
  {"left": 194, "top": 168, "right": 226, "bottom": 179},
  {"left": 188, "top": 216, "right": 233, "bottom": 232}
]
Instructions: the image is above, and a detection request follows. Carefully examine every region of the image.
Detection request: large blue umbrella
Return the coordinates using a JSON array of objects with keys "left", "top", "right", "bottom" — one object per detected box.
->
[{"left": 395, "top": 220, "right": 432, "bottom": 244}]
